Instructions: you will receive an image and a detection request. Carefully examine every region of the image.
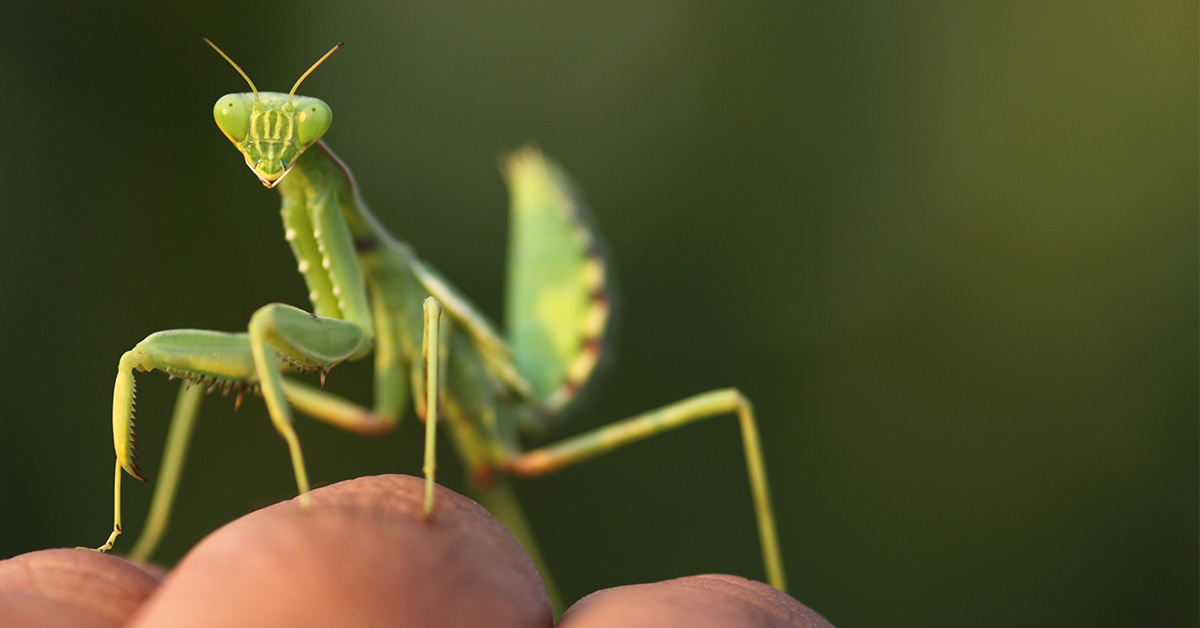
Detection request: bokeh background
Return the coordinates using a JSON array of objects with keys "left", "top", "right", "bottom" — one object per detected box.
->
[{"left": 0, "top": 2, "right": 1195, "bottom": 626}]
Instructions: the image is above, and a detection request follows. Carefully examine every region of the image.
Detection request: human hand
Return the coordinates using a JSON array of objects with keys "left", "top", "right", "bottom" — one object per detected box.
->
[{"left": 0, "top": 475, "right": 833, "bottom": 627}]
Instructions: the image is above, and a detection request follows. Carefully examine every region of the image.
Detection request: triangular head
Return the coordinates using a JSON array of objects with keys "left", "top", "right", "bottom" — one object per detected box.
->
[{"left": 206, "top": 38, "right": 339, "bottom": 187}]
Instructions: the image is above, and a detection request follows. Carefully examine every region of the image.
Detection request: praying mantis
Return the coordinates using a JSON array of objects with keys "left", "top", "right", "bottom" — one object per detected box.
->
[{"left": 93, "top": 40, "right": 787, "bottom": 603}]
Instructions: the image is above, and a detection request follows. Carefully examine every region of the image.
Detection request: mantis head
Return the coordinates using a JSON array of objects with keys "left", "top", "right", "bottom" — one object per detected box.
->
[{"left": 206, "top": 39, "right": 341, "bottom": 188}]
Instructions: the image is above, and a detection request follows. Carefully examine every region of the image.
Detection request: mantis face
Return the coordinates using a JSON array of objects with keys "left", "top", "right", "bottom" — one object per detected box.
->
[
  {"left": 205, "top": 38, "right": 341, "bottom": 188},
  {"left": 213, "top": 92, "right": 332, "bottom": 187}
]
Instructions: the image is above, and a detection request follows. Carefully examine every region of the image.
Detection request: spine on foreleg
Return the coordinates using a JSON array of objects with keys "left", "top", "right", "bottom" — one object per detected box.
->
[{"left": 113, "top": 351, "right": 146, "bottom": 481}]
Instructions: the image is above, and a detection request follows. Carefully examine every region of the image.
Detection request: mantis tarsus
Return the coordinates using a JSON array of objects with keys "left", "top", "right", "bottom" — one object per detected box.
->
[{"left": 93, "top": 40, "right": 788, "bottom": 604}]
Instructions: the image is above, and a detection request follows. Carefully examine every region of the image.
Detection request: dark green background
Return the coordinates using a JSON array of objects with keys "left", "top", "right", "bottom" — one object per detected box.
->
[{"left": 1, "top": 2, "right": 1195, "bottom": 626}]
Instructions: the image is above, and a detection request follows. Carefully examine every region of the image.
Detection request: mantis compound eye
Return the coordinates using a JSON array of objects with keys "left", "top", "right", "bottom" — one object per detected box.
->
[
  {"left": 294, "top": 97, "right": 332, "bottom": 146},
  {"left": 213, "top": 93, "right": 252, "bottom": 143}
]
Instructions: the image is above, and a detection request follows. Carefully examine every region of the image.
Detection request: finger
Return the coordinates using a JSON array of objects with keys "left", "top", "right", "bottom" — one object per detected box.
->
[
  {"left": 557, "top": 574, "right": 835, "bottom": 628},
  {"left": 0, "top": 548, "right": 161, "bottom": 628},
  {"left": 128, "top": 474, "right": 552, "bottom": 628}
]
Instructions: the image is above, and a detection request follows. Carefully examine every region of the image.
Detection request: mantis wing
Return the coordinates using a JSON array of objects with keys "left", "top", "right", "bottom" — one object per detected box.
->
[{"left": 502, "top": 148, "right": 612, "bottom": 417}]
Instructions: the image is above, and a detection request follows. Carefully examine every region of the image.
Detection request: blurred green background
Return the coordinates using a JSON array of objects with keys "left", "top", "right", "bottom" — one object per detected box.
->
[{"left": 0, "top": 2, "right": 1194, "bottom": 626}]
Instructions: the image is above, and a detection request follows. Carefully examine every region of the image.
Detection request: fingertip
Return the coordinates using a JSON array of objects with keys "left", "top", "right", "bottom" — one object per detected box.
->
[
  {"left": 0, "top": 548, "right": 161, "bottom": 628},
  {"left": 128, "top": 475, "right": 552, "bottom": 628},
  {"left": 558, "top": 574, "right": 835, "bottom": 628}
]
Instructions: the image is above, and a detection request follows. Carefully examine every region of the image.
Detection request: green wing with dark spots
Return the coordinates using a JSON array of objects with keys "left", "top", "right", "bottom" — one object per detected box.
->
[{"left": 503, "top": 148, "right": 611, "bottom": 417}]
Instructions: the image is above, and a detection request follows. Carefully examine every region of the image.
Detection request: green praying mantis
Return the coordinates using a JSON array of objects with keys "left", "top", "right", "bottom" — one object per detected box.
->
[{"left": 93, "top": 40, "right": 788, "bottom": 602}]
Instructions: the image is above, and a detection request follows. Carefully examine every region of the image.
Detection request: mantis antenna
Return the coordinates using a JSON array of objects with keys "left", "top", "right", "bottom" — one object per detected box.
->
[
  {"left": 289, "top": 42, "right": 343, "bottom": 101},
  {"left": 203, "top": 38, "right": 341, "bottom": 103},
  {"left": 203, "top": 38, "right": 259, "bottom": 97}
]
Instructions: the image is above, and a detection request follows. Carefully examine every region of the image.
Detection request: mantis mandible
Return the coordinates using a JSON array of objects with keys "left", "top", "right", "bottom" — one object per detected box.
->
[{"left": 93, "top": 40, "right": 788, "bottom": 602}]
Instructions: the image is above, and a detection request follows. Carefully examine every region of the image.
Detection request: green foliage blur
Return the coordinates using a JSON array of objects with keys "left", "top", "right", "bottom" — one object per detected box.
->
[{"left": 0, "top": 2, "right": 1194, "bottom": 626}]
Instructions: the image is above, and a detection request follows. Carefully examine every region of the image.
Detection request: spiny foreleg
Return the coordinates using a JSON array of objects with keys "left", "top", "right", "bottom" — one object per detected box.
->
[{"left": 97, "top": 305, "right": 370, "bottom": 555}]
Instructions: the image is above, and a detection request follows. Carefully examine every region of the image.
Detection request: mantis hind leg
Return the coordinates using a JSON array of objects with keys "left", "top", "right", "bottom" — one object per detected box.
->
[{"left": 503, "top": 388, "right": 787, "bottom": 593}]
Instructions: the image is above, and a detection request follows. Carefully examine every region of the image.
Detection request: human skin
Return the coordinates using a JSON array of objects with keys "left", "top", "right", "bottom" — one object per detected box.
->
[{"left": 0, "top": 475, "right": 834, "bottom": 627}]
